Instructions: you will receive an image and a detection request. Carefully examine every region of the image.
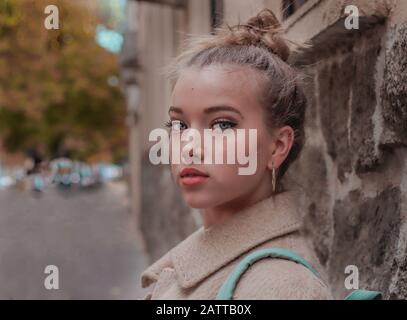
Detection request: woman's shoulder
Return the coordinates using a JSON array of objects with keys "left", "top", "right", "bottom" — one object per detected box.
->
[
  {"left": 232, "top": 256, "right": 333, "bottom": 300},
  {"left": 226, "top": 230, "right": 333, "bottom": 300}
]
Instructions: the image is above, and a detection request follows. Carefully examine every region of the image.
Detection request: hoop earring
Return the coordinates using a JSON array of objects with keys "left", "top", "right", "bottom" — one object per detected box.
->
[{"left": 272, "top": 164, "right": 276, "bottom": 194}]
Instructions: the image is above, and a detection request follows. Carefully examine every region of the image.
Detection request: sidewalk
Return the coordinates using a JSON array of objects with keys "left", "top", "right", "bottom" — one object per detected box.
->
[{"left": 0, "top": 181, "right": 149, "bottom": 299}]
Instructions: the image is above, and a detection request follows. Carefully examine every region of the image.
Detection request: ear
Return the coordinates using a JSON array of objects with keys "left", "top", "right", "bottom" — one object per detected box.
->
[{"left": 267, "top": 125, "right": 295, "bottom": 170}]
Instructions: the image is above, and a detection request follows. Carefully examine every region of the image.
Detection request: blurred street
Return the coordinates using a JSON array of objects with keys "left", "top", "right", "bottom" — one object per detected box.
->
[
  {"left": 0, "top": 0, "right": 149, "bottom": 300},
  {"left": 0, "top": 180, "right": 148, "bottom": 299}
]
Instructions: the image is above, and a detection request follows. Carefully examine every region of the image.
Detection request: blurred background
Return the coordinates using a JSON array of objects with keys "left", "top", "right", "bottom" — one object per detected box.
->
[
  {"left": 0, "top": 0, "right": 143, "bottom": 299},
  {"left": 0, "top": 0, "right": 406, "bottom": 299}
]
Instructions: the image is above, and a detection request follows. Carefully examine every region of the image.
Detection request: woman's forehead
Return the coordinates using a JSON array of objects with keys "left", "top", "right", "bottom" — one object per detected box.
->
[{"left": 172, "top": 65, "right": 262, "bottom": 105}]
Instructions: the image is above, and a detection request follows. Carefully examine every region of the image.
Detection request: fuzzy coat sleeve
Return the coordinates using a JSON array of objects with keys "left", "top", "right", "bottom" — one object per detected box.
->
[{"left": 232, "top": 259, "right": 333, "bottom": 300}]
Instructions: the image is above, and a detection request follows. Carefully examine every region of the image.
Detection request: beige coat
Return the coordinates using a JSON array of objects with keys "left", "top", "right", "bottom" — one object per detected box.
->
[{"left": 140, "top": 190, "right": 333, "bottom": 300}]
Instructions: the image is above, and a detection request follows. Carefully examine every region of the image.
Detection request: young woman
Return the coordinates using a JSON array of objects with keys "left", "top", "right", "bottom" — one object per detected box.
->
[{"left": 140, "top": 9, "right": 333, "bottom": 300}]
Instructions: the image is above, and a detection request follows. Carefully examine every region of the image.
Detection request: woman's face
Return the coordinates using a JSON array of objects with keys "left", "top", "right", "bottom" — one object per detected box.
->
[{"left": 168, "top": 64, "right": 278, "bottom": 210}]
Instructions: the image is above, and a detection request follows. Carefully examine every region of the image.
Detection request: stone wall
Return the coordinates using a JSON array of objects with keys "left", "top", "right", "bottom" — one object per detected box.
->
[{"left": 284, "top": 17, "right": 407, "bottom": 299}]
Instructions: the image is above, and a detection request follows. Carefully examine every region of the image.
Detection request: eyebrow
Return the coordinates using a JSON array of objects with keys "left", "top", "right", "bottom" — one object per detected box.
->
[
  {"left": 168, "top": 105, "right": 243, "bottom": 118},
  {"left": 168, "top": 106, "right": 183, "bottom": 114}
]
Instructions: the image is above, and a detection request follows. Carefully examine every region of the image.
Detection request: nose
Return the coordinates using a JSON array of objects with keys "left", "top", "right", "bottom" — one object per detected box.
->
[
  {"left": 180, "top": 129, "right": 204, "bottom": 164},
  {"left": 188, "top": 146, "right": 204, "bottom": 161}
]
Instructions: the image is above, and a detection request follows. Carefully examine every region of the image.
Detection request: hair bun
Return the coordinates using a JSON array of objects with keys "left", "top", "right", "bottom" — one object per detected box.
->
[{"left": 222, "top": 9, "right": 290, "bottom": 61}]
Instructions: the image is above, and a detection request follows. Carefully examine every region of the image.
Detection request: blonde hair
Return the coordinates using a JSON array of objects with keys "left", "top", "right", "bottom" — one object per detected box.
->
[{"left": 166, "top": 9, "right": 307, "bottom": 187}]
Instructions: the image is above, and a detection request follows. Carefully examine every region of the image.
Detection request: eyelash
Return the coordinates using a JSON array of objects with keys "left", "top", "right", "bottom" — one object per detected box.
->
[
  {"left": 211, "top": 119, "right": 237, "bottom": 130},
  {"left": 164, "top": 119, "right": 237, "bottom": 131},
  {"left": 164, "top": 120, "right": 173, "bottom": 128}
]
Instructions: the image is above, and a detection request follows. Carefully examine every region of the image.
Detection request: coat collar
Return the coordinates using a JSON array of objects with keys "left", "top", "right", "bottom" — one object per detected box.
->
[{"left": 141, "top": 190, "right": 303, "bottom": 289}]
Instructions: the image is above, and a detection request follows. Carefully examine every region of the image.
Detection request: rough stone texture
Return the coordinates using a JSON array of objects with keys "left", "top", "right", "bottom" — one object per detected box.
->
[
  {"left": 318, "top": 54, "right": 353, "bottom": 183},
  {"left": 140, "top": 157, "right": 197, "bottom": 263},
  {"left": 329, "top": 187, "right": 401, "bottom": 299},
  {"left": 350, "top": 33, "right": 383, "bottom": 173},
  {"left": 388, "top": 245, "right": 407, "bottom": 300},
  {"left": 317, "top": 27, "right": 385, "bottom": 181},
  {"left": 285, "top": 144, "right": 332, "bottom": 267},
  {"left": 381, "top": 23, "right": 407, "bottom": 147},
  {"left": 302, "top": 70, "right": 318, "bottom": 132},
  {"left": 287, "top": 20, "right": 407, "bottom": 299}
]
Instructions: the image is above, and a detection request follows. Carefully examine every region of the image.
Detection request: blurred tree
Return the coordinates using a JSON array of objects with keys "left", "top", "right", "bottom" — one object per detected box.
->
[{"left": 0, "top": 0, "right": 127, "bottom": 163}]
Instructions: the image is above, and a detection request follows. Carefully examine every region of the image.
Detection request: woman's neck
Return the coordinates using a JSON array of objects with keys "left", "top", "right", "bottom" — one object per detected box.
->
[{"left": 200, "top": 181, "right": 274, "bottom": 229}]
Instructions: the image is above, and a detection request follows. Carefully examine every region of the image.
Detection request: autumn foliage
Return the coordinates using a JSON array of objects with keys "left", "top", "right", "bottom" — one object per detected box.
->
[{"left": 0, "top": 0, "right": 127, "bottom": 163}]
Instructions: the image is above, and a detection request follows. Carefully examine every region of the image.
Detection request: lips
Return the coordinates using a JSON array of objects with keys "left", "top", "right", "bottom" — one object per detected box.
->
[{"left": 179, "top": 167, "right": 209, "bottom": 186}]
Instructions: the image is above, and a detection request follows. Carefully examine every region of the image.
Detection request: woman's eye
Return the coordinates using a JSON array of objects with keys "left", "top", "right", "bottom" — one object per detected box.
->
[
  {"left": 165, "top": 120, "right": 187, "bottom": 131},
  {"left": 212, "top": 120, "right": 237, "bottom": 131}
]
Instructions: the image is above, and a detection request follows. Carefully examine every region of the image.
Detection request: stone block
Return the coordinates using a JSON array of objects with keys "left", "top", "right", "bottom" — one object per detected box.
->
[
  {"left": 318, "top": 55, "right": 354, "bottom": 182},
  {"left": 381, "top": 23, "right": 407, "bottom": 147},
  {"left": 329, "top": 187, "right": 401, "bottom": 299},
  {"left": 302, "top": 69, "right": 318, "bottom": 131},
  {"left": 350, "top": 32, "right": 383, "bottom": 173},
  {"left": 284, "top": 144, "right": 332, "bottom": 266}
]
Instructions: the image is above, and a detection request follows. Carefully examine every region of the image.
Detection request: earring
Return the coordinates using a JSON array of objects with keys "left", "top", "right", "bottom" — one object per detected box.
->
[{"left": 271, "top": 162, "right": 276, "bottom": 194}]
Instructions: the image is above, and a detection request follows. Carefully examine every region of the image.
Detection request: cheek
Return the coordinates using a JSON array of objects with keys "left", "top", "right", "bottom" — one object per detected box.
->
[
  {"left": 201, "top": 164, "right": 264, "bottom": 207},
  {"left": 214, "top": 168, "right": 247, "bottom": 188},
  {"left": 214, "top": 126, "right": 270, "bottom": 180},
  {"left": 216, "top": 136, "right": 270, "bottom": 198},
  {"left": 255, "top": 132, "right": 272, "bottom": 169}
]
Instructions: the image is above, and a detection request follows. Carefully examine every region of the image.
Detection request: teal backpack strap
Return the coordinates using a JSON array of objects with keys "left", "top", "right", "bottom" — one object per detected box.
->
[
  {"left": 216, "top": 247, "right": 321, "bottom": 300},
  {"left": 344, "top": 290, "right": 382, "bottom": 300}
]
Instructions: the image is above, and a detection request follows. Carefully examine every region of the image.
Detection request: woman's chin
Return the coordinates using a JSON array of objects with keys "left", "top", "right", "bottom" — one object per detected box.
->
[{"left": 182, "top": 194, "right": 218, "bottom": 209}]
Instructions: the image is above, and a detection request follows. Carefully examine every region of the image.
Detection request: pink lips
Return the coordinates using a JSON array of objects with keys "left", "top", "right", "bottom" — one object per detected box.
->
[{"left": 179, "top": 167, "right": 209, "bottom": 186}]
